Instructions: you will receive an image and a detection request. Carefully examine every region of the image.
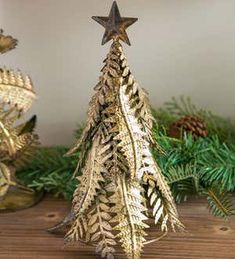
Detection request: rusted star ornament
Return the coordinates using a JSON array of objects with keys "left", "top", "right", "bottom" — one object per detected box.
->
[{"left": 92, "top": 1, "right": 138, "bottom": 45}]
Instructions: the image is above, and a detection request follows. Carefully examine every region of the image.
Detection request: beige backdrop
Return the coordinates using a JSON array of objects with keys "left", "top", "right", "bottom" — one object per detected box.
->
[{"left": 1, "top": 0, "right": 234, "bottom": 145}]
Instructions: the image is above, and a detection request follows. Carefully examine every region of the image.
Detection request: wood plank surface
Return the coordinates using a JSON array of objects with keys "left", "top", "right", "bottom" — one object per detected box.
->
[{"left": 0, "top": 195, "right": 234, "bottom": 259}]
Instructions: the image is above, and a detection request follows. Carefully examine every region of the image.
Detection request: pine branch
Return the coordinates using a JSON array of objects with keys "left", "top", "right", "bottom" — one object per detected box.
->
[
  {"left": 164, "top": 163, "right": 200, "bottom": 203},
  {"left": 164, "top": 96, "right": 198, "bottom": 117},
  {"left": 166, "top": 163, "right": 199, "bottom": 185},
  {"left": 205, "top": 187, "right": 234, "bottom": 219},
  {"left": 17, "top": 146, "right": 77, "bottom": 200},
  {"left": 199, "top": 140, "right": 235, "bottom": 192}
]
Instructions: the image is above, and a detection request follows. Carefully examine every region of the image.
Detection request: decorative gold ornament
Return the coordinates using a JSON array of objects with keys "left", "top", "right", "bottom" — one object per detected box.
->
[
  {"left": 50, "top": 2, "right": 184, "bottom": 259},
  {"left": 0, "top": 29, "right": 18, "bottom": 54},
  {"left": 0, "top": 29, "right": 40, "bottom": 211},
  {"left": 0, "top": 163, "right": 15, "bottom": 198},
  {"left": 0, "top": 68, "right": 36, "bottom": 112}
]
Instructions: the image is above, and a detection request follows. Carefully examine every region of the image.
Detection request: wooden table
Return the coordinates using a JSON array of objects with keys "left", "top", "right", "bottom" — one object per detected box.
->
[{"left": 0, "top": 195, "right": 234, "bottom": 259}]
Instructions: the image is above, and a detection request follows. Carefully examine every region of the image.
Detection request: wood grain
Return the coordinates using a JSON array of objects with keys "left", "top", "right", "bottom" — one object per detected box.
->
[{"left": 0, "top": 195, "right": 234, "bottom": 259}]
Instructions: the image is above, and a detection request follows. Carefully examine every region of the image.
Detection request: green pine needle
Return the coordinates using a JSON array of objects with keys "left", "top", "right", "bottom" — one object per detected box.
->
[
  {"left": 205, "top": 188, "right": 234, "bottom": 219},
  {"left": 17, "top": 146, "right": 78, "bottom": 200}
]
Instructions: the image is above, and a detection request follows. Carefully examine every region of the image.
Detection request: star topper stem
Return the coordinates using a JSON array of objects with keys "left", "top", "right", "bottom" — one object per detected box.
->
[{"left": 92, "top": 1, "right": 138, "bottom": 45}]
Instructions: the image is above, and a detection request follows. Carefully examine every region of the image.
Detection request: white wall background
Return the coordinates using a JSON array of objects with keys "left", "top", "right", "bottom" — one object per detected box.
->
[{"left": 0, "top": 0, "right": 234, "bottom": 146}]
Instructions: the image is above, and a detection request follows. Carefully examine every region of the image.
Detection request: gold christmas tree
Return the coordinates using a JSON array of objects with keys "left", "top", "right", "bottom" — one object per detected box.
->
[
  {"left": 0, "top": 29, "right": 39, "bottom": 211},
  {"left": 51, "top": 2, "right": 184, "bottom": 258}
]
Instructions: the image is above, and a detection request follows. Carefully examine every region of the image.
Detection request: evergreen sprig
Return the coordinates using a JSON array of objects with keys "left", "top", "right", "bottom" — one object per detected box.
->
[
  {"left": 17, "top": 147, "right": 77, "bottom": 200},
  {"left": 199, "top": 139, "right": 235, "bottom": 192},
  {"left": 205, "top": 188, "right": 234, "bottom": 218}
]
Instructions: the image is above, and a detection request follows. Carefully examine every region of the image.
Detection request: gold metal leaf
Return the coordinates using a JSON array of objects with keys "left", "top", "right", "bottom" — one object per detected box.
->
[
  {"left": 0, "top": 68, "right": 36, "bottom": 112},
  {"left": 0, "top": 108, "right": 38, "bottom": 163},
  {"left": 0, "top": 163, "right": 15, "bottom": 198},
  {"left": 0, "top": 29, "right": 18, "bottom": 54}
]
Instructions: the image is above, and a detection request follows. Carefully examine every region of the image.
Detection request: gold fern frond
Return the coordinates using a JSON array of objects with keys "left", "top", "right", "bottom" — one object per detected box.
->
[
  {"left": 65, "top": 214, "right": 88, "bottom": 243},
  {"left": 106, "top": 84, "right": 147, "bottom": 179},
  {"left": 143, "top": 172, "right": 184, "bottom": 232},
  {"left": 88, "top": 193, "right": 116, "bottom": 259},
  {"left": 72, "top": 134, "right": 106, "bottom": 217},
  {"left": 12, "top": 133, "right": 39, "bottom": 168},
  {"left": 110, "top": 175, "right": 149, "bottom": 259},
  {"left": 66, "top": 92, "right": 103, "bottom": 156},
  {"left": 66, "top": 46, "right": 120, "bottom": 157},
  {"left": 119, "top": 55, "right": 155, "bottom": 144},
  {"left": 134, "top": 87, "right": 155, "bottom": 143},
  {"left": 0, "top": 108, "right": 38, "bottom": 162},
  {"left": 0, "top": 68, "right": 36, "bottom": 112},
  {"left": 0, "top": 162, "right": 15, "bottom": 198},
  {"left": 66, "top": 185, "right": 116, "bottom": 259}
]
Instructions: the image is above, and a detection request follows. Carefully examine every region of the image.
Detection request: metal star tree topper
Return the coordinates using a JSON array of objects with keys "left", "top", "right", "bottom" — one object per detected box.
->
[{"left": 51, "top": 2, "right": 184, "bottom": 258}]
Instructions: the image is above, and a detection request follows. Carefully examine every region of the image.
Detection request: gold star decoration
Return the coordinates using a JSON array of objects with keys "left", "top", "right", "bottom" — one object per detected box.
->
[{"left": 92, "top": 1, "right": 138, "bottom": 45}]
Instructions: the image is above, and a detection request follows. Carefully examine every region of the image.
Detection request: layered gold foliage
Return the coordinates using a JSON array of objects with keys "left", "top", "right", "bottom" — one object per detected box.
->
[
  {"left": 0, "top": 66, "right": 38, "bottom": 200},
  {"left": 110, "top": 176, "right": 148, "bottom": 259},
  {"left": 0, "top": 68, "right": 36, "bottom": 112},
  {"left": 0, "top": 108, "right": 38, "bottom": 165},
  {"left": 72, "top": 135, "right": 105, "bottom": 217},
  {"left": 0, "top": 162, "right": 15, "bottom": 198},
  {"left": 57, "top": 40, "right": 183, "bottom": 259}
]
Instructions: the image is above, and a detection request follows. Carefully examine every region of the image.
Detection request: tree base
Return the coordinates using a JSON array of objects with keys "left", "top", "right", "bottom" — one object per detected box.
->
[
  {"left": 48, "top": 211, "right": 74, "bottom": 234},
  {"left": 0, "top": 184, "right": 43, "bottom": 212}
]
